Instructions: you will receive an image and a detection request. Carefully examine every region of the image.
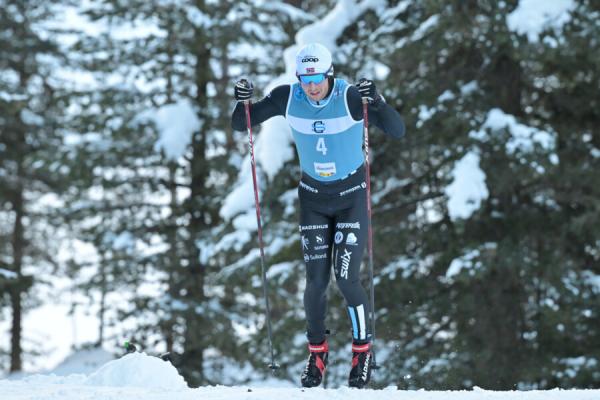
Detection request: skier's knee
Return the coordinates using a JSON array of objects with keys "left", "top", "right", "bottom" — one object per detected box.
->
[
  {"left": 306, "top": 277, "right": 329, "bottom": 295},
  {"left": 335, "top": 277, "right": 361, "bottom": 298}
]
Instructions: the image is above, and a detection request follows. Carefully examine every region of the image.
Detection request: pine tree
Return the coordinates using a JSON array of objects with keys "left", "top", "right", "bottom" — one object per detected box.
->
[
  {"left": 525, "top": 0, "right": 600, "bottom": 388},
  {"left": 347, "top": 0, "right": 600, "bottom": 390},
  {"left": 373, "top": 0, "right": 542, "bottom": 389},
  {"left": 0, "top": 0, "right": 71, "bottom": 373},
  {"left": 60, "top": 0, "right": 306, "bottom": 386}
]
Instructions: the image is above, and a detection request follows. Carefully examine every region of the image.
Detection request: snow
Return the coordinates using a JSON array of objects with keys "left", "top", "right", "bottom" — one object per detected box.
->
[
  {"left": 295, "top": 0, "right": 385, "bottom": 50},
  {"left": 219, "top": 174, "right": 255, "bottom": 222},
  {"left": 418, "top": 105, "right": 436, "bottom": 125},
  {"left": 233, "top": 210, "right": 261, "bottom": 231},
  {"left": 86, "top": 353, "right": 187, "bottom": 389},
  {"left": 0, "top": 279, "right": 100, "bottom": 372},
  {"left": 376, "top": 257, "right": 415, "bottom": 282},
  {"left": 379, "top": 0, "right": 411, "bottom": 22},
  {"left": 216, "top": 233, "right": 298, "bottom": 279},
  {"left": 49, "top": 2, "right": 166, "bottom": 44},
  {"left": 507, "top": 0, "right": 575, "bottom": 42},
  {"left": 279, "top": 188, "right": 299, "bottom": 216},
  {"left": 474, "top": 109, "right": 556, "bottom": 155},
  {"left": 446, "top": 249, "right": 483, "bottom": 279},
  {"left": 393, "top": 12, "right": 441, "bottom": 49},
  {"left": 259, "top": 1, "right": 314, "bottom": 21},
  {"left": 266, "top": 261, "right": 294, "bottom": 283},
  {"left": 411, "top": 14, "right": 440, "bottom": 42},
  {"left": 445, "top": 152, "right": 489, "bottom": 221},
  {"left": 446, "top": 243, "right": 497, "bottom": 280},
  {"left": 20, "top": 109, "right": 45, "bottom": 126},
  {"left": 438, "top": 90, "right": 455, "bottom": 102},
  {"left": 215, "top": 229, "right": 253, "bottom": 253},
  {"left": 104, "top": 231, "right": 136, "bottom": 251},
  {"left": 186, "top": 6, "right": 212, "bottom": 29},
  {"left": 0, "top": 268, "right": 18, "bottom": 279},
  {"left": 137, "top": 99, "right": 201, "bottom": 161},
  {"left": 373, "top": 61, "right": 391, "bottom": 80},
  {"left": 460, "top": 81, "right": 479, "bottom": 96},
  {"left": 468, "top": 108, "right": 558, "bottom": 174},
  {"left": 371, "top": 177, "right": 411, "bottom": 205},
  {"left": 50, "top": 347, "right": 114, "bottom": 376},
  {"left": 254, "top": 100, "right": 296, "bottom": 181},
  {"left": 583, "top": 271, "right": 600, "bottom": 293},
  {"left": 1, "top": 350, "right": 598, "bottom": 399}
]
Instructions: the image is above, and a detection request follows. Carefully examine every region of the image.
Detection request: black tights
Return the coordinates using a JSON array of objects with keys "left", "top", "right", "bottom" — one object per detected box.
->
[{"left": 298, "top": 167, "right": 371, "bottom": 345}]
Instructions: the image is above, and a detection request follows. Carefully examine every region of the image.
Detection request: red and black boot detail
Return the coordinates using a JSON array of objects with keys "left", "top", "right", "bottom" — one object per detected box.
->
[
  {"left": 348, "top": 342, "right": 373, "bottom": 388},
  {"left": 300, "top": 341, "right": 328, "bottom": 388}
]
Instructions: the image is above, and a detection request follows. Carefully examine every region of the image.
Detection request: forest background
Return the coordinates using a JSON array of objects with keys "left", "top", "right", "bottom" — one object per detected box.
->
[{"left": 1, "top": 0, "right": 598, "bottom": 390}]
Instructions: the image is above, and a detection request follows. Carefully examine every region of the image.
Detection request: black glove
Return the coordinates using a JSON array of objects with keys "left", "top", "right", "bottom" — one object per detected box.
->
[
  {"left": 356, "top": 78, "right": 379, "bottom": 103},
  {"left": 234, "top": 79, "right": 254, "bottom": 101}
]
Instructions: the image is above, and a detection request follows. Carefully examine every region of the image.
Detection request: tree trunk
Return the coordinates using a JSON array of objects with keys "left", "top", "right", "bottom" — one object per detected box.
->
[
  {"left": 178, "top": 1, "right": 211, "bottom": 386},
  {"left": 165, "top": 164, "right": 178, "bottom": 354},
  {"left": 97, "top": 257, "right": 107, "bottom": 347},
  {"left": 9, "top": 181, "right": 24, "bottom": 373}
]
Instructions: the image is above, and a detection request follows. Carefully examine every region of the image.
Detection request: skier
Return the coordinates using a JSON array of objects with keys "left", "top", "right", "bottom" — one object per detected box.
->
[{"left": 231, "top": 43, "right": 405, "bottom": 388}]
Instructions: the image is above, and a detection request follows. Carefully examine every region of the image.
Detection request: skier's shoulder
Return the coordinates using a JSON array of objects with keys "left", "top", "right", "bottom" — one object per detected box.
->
[
  {"left": 330, "top": 78, "right": 360, "bottom": 107},
  {"left": 334, "top": 77, "right": 350, "bottom": 89},
  {"left": 330, "top": 78, "right": 352, "bottom": 100},
  {"left": 345, "top": 84, "right": 361, "bottom": 103},
  {"left": 266, "top": 84, "right": 292, "bottom": 105},
  {"left": 341, "top": 80, "right": 363, "bottom": 120}
]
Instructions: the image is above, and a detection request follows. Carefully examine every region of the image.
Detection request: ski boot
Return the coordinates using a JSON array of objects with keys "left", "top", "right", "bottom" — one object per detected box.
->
[
  {"left": 300, "top": 340, "right": 328, "bottom": 388},
  {"left": 348, "top": 342, "right": 372, "bottom": 388}
]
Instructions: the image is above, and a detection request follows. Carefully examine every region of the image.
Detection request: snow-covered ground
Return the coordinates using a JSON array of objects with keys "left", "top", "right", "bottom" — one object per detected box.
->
[{"left": 1, "top": 351, "right": 598, "bottom": 400}]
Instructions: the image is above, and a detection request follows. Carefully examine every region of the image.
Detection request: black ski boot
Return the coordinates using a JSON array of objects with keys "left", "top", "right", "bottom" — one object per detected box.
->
[
  {"left": 300, "top": 341, "right": 328, "bottom": 388},
  {"left": 348, "top": 342, "right": 372, "bottom": 388}
]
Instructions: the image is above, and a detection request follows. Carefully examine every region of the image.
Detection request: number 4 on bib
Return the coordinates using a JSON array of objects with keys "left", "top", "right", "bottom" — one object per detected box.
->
[{"left": 316, "top": 137, "right": 328, "bottom": 155}]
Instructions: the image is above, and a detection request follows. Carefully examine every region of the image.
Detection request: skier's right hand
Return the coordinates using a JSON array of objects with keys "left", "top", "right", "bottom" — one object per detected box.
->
[
  {"left": 234, "top": 79, "right": 254, "bottom": 101},
  {"left": 356, "top": 78, "right": 379, "bottom": 103}
]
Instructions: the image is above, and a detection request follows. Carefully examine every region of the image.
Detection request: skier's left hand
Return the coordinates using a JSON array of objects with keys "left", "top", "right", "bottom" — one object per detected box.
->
[{"left": 356, "top": 78, "right": 379, "bottom": 103}]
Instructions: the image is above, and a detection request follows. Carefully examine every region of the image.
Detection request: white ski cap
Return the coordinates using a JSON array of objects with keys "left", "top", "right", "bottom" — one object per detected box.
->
[{"left": 295, "top": 43, "right": 333, "bottom": 76}]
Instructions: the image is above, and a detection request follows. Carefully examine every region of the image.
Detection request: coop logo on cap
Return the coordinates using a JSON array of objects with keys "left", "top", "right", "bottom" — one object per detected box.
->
[{"left": 296, "top": 43, "right": 333, "bottom": 76}]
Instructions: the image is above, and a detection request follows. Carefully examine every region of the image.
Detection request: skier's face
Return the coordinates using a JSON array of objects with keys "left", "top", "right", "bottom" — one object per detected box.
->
[{"left": 300, "top": 77, "right": 329, "bottom": 102}]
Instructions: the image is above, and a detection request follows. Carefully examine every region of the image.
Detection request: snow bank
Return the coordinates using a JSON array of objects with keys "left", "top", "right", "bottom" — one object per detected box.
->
[{"left": 85, "top": 352, "right": 187, "bottom": 389}]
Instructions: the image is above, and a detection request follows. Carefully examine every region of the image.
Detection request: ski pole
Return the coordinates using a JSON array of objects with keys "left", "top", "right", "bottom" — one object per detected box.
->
[
  {"left": 362, "top": 98, "right": 379, "bottom": 369},
  {"left": 243, "top": 97, "right": 280, "bottom": 371}
]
